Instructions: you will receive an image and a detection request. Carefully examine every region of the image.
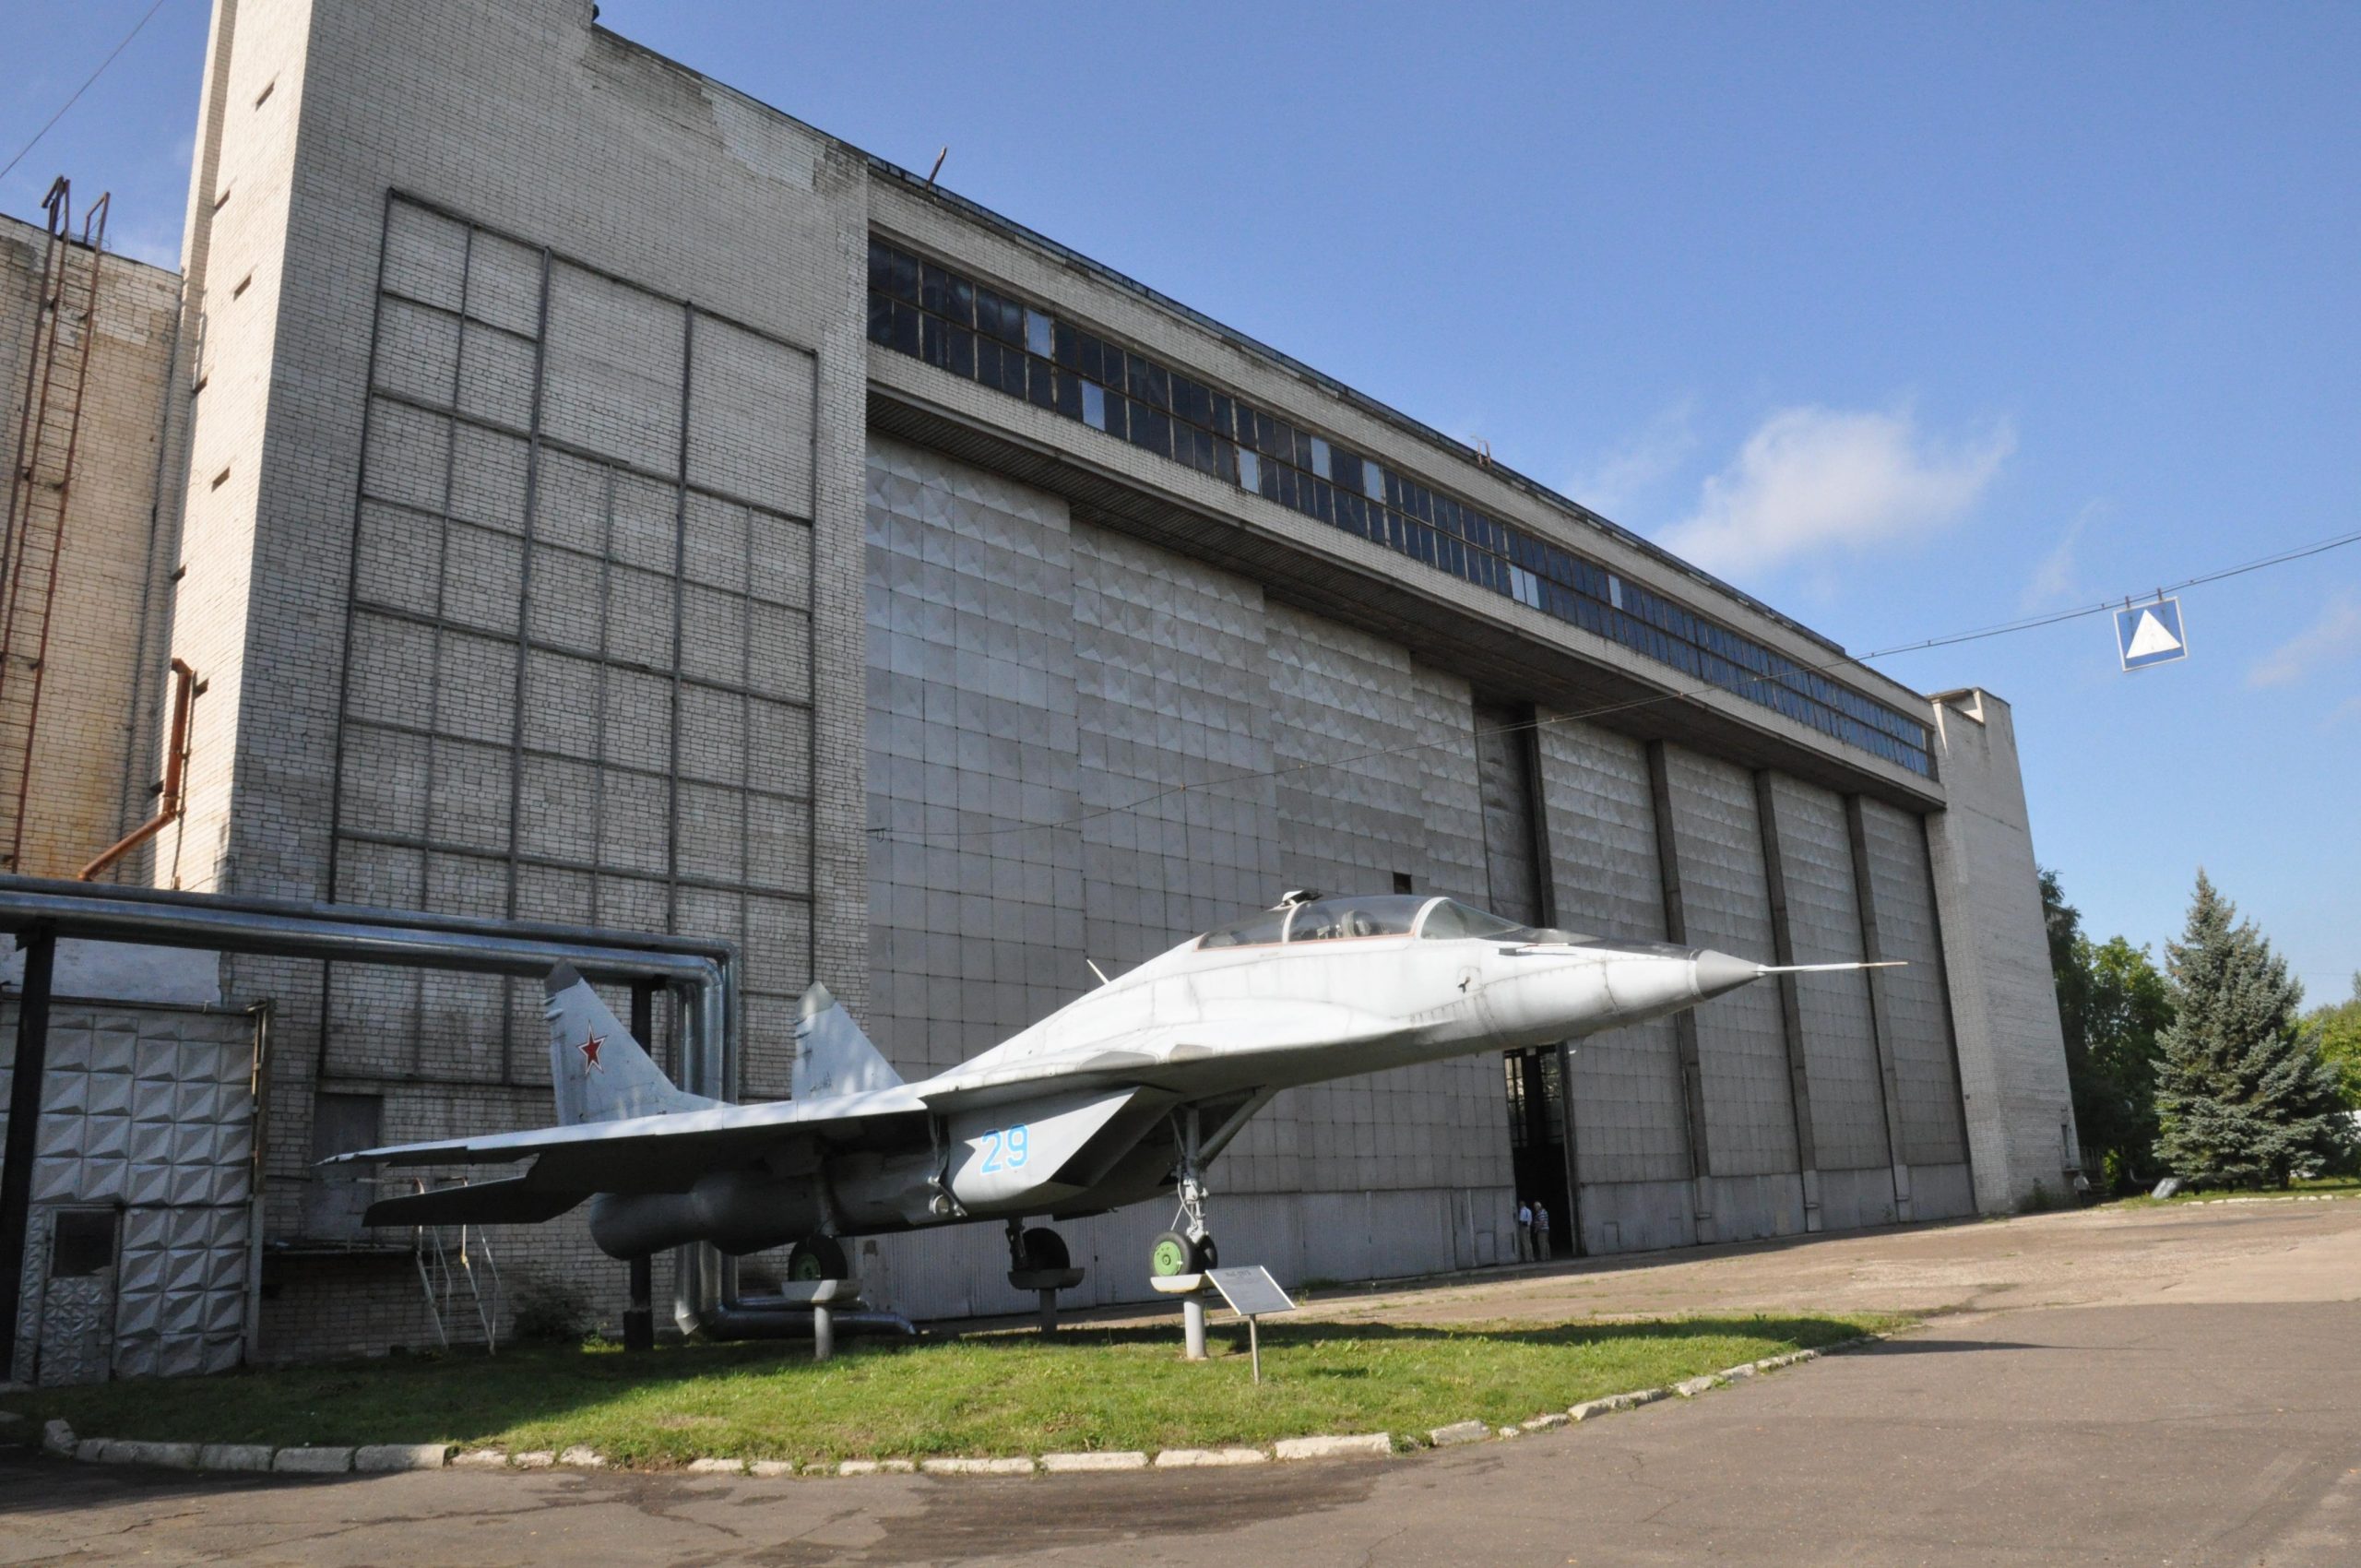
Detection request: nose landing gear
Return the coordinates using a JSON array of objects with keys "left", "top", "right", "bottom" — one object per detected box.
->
[{"left": 1149, "top": 1107, "right": 1217, "bottom": 1277}]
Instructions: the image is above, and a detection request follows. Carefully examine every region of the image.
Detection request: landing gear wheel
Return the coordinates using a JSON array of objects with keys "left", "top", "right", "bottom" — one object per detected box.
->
[
  {"left": 1018, "top": 1227, "right": 1070, "bottom": 1272},
  {"left": 1150, "top": 1230, "right": 1196, "bottom": 1277},
  {"left": 787, "top": 1235, "right": 848, "bottom": 1282},
  {"left": 1191, "top": 1233, "right": 1217, "bottom": 1273}
]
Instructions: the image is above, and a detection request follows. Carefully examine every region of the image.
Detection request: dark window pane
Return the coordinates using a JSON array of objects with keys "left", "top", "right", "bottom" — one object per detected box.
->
[
  {"left": 947, "top": 325, "right": 974, "bottom": 379},
  {"left": 1210, "top": 393, "right": 1234, "bottom": 439},
  {"left": 1028, "top": 356, "right": 1055, "bottom": 408},
  {"left": 1332, "top": 451, "right": 1363, "bottom": 496},
  {"left": 1053, "top": 364, "right": 1083, "bottom": 419},
  {"left": 975, "top": 337, "right": 1002, "bottom": 387},
  {"left": 1001, "top": 344, "right": 1028, "bottom": 397},
  {"left": 1313, "top": 477, "right": 1335, "bottom": 523},
  {"left": 1052, "top": 321, "right": 1081, "bottom": 368},
  {"left": 976, "top": 287, "right": 1023, "bottom": 343},
  {"left": 872, "top": 242, "right": 919, "bottom": 302},
  {"left": 1216, "top": 436, "right": 1238, "bottom": 483},
  {"left": 891, "top": 300, "right": 919, "bottom": 356},
  {"left": 1172, "top": 375, "right": 1210, "bottom": 429},
  {"left": 920, "top": 264, "right": 955, "bottom": 318},
  {"left": 921, "top": 313, "right": 948, "bottom": 369},
  {"left": 1292, "top": 429, "right": 1314, "bottom": 471},
  {"left": 1101, "top": 386, "right": 1126, "bottom": 439},
  {"left": 1128, "top": 400, "right": 1170, "bottom": 457},
  {"left": 1077, "top": 334, "right": 1104, "bottom": 384},
  {"left": 868, "top": 290, "right": 894, "bottom": 346}
]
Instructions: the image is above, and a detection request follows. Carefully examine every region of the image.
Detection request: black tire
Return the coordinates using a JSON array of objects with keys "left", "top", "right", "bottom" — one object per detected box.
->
[
  {"left": 1149, "top": 1229, "right": 1195, "bottom": 1277},
  {"left": 787, "top": 1235, "right": 848, "bottom": 1282},
  {"left": 1019, "top": 1227, "right": 1070, "bottom": 1272},
  {"left": 1191, "top": 1232, "right": 1218, "bottom": 1273}
]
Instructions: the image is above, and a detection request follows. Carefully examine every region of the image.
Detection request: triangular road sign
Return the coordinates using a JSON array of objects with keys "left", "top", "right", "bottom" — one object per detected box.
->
[{"left": 2117, "top": 597, "right": 2189, "bottom": 671}]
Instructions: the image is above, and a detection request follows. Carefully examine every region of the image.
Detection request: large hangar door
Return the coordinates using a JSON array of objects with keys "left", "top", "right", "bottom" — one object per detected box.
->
[
  {"left": 1475, "top": 701, "right": 1574, "bottom": 1256},
  {"left": 2, "top": 999, "right": 258, "bottom": 1384}
]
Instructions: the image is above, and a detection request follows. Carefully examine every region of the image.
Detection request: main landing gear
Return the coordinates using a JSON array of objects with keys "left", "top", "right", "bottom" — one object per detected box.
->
[
  {"left": 1004, "top": 1218, "right": 1070, "bottom": 1274},
  {"left": 1149, "top": 1107, "right": 1218, "bottom": 1277},
  {"left": 787, "top": 1234, "right": 848, "bottom": 1282}
]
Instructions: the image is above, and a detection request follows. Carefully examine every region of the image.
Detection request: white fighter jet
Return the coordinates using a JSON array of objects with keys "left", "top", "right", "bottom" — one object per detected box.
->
[{"left": 335, "top": 892, "right": 1895, "bottom": 1281}]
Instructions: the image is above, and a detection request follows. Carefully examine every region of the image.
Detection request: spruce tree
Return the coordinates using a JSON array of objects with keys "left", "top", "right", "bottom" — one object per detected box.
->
[{"left": 2154, "top": 872, "right": 2351, "bottom": 1187}]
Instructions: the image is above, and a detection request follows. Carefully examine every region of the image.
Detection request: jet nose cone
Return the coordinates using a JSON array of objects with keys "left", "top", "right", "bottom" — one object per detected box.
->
[{"left": 1691, "top": 949, "right": 1763, "bottom": 1000}]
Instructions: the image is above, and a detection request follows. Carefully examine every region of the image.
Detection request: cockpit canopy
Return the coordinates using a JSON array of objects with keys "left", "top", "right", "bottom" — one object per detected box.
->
[{"left": 1198, "top": 895, "right": 1547, "bottom": 949}]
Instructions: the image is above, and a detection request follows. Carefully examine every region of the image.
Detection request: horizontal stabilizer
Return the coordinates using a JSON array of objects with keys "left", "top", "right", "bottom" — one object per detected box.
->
[
  {"left": 1759, "top": 960, "right": 1909, "bottom": 974},
  {"left": 362, "top": 1176, "right": 587, "bottom": 1229},
  {"left": 794, "top": 982, "right": 904, "bottom": 1100}
]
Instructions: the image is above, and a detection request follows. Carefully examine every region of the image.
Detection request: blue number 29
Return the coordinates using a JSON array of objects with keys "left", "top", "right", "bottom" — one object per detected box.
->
[{"left": 979, "top": 1123, "right": 1030, "bottom": 1174}]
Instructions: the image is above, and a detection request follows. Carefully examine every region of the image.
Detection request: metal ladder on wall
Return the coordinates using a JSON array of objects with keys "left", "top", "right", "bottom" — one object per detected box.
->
[
  {"left": 410, "top": 1194, "right": 505, "bottom": 1354},
  {"left": 0, "top": 176, "right": 110, "bottom": 873}
]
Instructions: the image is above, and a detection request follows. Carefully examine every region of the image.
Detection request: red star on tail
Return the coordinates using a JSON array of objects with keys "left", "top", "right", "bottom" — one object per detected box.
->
[{"left": 577, "top": 1032, "right": 605, "bottom": 1073}]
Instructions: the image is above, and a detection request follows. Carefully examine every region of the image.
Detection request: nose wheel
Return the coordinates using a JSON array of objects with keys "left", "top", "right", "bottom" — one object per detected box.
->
[{"left": 1149, "top": 1106, "right": 1217, "bottom": 1277}]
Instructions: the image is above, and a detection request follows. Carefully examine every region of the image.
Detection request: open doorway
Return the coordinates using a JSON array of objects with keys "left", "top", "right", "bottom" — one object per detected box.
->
[{"left": 1503, "top": 1045, "right": 1573, "bottom": 1259}]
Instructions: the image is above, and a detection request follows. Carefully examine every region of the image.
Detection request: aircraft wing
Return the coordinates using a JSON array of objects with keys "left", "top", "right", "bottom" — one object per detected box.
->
[
  {"left": 919, "top": 1003, "right": 1406, "bottom": 1109},
  {"left": 325, "top": 1083, "right": 931, "bottom": 1195}
]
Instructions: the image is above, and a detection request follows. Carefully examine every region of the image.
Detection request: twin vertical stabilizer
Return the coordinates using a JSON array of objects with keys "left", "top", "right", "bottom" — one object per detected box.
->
[
  {"left": 794, "top": 983, "right": 905, "bottom": 1100},
  {"left": 544, "top": 964, "right": 718, "bottom": 1125}
]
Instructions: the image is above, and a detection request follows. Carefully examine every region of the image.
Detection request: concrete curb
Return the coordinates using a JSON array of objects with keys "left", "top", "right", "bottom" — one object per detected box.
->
[
  {"left": 1275, "top": 1433, "right": 1393, "bottom": 1460},
  {"left": 36, "top": 1333, "right": 1884, "bottom": 1481},
  {"left": 1040, "top": 1451, "right": 1148, "bottom": 1473},
  {"left": 1153, "top": 1447, "right": 1267, "bottom": 1467},
  {"left": 919, "top": 1456, "right": 1036, "bottom": 1476}
]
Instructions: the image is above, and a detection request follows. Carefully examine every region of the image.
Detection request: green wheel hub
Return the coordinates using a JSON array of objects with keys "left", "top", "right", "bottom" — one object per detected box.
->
[{"left": 1150, "top": 1233, "right": 1192, "bottom": 1277}]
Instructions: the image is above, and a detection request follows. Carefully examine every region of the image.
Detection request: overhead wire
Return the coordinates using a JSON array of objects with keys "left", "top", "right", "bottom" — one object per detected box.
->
[
  {"left": 867, "top": 519, "right": 2361, "bottom": 847},
  {"left": 0, "top": 0, "right": 177, "bottom": 187}
]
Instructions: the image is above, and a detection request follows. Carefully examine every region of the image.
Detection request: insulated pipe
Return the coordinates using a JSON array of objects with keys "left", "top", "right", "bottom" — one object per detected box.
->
[{"left": 78, "top": 659, "right": 199, "bottom": 882}]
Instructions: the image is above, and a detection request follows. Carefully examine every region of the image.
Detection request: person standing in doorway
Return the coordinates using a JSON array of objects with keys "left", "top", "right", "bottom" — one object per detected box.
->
[
  {"left": 1513, "top": 1200, "right": 1533, "bottom": 1263},
  {"left": 1531, "top": 1201, "right": 1551, "bottom": 1261}
]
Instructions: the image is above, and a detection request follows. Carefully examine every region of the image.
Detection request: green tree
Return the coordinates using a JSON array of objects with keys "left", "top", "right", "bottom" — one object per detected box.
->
[
  {"left": 2154, "top": 872, "right": 2351, "bottom": 1188},
  {"left": 2307, "top": 973, "right": 2361, "bottom": 1107},
  {"left": 2040, "top": 869, "right": 2173, "bottom": 1192}
]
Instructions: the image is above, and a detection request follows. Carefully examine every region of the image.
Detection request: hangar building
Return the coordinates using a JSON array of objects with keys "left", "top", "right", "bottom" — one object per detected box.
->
[{"left": 1, "top": 0, "right": 2076, "bottom": 1371}]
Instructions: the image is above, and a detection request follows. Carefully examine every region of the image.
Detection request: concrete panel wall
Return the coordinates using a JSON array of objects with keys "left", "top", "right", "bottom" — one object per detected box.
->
[
  {"left": 860, "top": 438, "right": 1511, "bottom": 1317},
  {"left": 1661, "top": 747, "right": 1797, "bottom": 1182},
  {"left": 1857, "top": 799, "right": 1971, "bottom": 1170},
  {"left": 1766, "top": 776, "right": 1888, "bottom": 1172},
  {"left": 1535, "top": 716, "right": 1695, "bottom": 1253},
  {"left": 863, "top": 434, "right": 1079, "bottom": 1077}
]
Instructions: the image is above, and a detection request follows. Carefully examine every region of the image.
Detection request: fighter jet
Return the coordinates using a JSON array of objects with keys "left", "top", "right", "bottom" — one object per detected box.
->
[{"left": 334, "top": 892, "right": 1896, "bottom": 1282}]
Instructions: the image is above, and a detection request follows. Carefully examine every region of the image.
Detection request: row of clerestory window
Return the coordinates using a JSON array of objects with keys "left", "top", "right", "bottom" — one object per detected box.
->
[{"left": 867, "top": 237, "right": 1932, "bottom": 777}]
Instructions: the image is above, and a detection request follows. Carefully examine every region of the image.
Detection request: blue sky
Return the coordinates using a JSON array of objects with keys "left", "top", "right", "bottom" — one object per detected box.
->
[{"left": 6, "top": 2, "right": 2356, "bottom": 998}]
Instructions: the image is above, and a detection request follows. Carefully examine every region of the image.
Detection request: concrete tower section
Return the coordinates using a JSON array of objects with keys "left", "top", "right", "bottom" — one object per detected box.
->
[{"left": 0, "top": 0, "right": 2076, "bottom": 1351}]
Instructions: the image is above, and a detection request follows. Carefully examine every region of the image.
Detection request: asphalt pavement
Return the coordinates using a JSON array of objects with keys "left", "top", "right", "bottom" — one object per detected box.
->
[{"left": 6, "top": 1198, "right": 2358, "bottom": 1566}]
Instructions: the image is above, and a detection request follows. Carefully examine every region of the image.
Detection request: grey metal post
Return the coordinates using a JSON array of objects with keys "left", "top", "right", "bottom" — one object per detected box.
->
[
  {"left": 1037, "top": 1288, "right": 1058, "bottom": 1336},
  {"left": 0, "top": 925, "right": 57, "bottom": 1381},
  {"left": 623, "top": 979, "right": 658, "bottom": 1352},
  {"left": 1182, "top": 1295, "right": 1207, "bottom": 1360},
  {"left": 1248, "top": 1316, "right": 1262, "bottom": 1384},
  {"left": 812, "top": 1301, "right": 835, "bottom": 1362}
]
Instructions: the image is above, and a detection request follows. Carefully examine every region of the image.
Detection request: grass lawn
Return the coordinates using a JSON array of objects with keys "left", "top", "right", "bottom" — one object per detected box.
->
[
  {"left": 12, "top": 1312, "right": 1899, "bottom": 1467},
  {"left": 2105, "top": 1175, "right": 2361, "bottom": 1209}
]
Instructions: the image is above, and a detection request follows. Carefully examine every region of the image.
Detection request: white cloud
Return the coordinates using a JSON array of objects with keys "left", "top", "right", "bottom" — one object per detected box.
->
[
  {"left": 1656, "top": 405, "right": 2013, "bottom": 576},
  {"left": 2020, "top": 502, "right": 2103, "bottom": 612},
  {"left": 2248, "top": 589, "right": 2361, "bottom": 689},
  {"left": 1568, "top": 399, "right": 1697, "bottom": 519}
]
